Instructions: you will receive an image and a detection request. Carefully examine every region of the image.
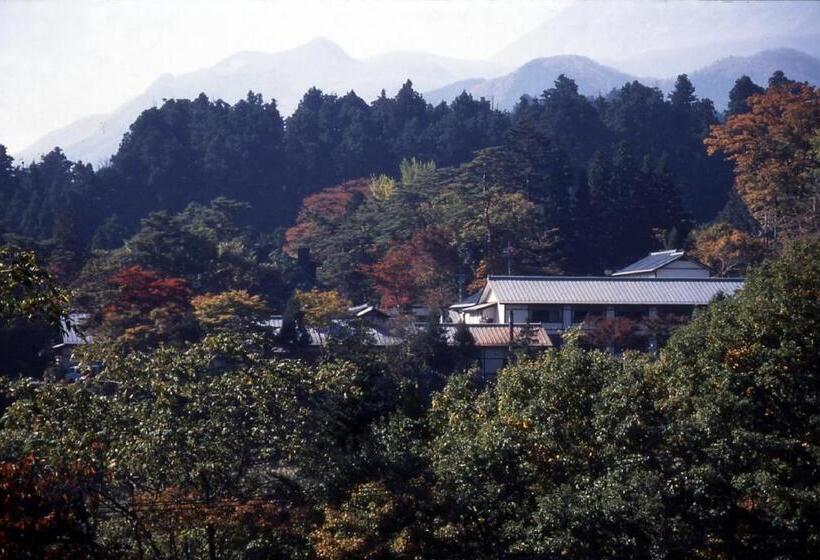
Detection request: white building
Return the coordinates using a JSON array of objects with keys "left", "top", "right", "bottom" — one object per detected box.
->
[{"left": 450, "top": 251, "right": 744, "bottom": 341}]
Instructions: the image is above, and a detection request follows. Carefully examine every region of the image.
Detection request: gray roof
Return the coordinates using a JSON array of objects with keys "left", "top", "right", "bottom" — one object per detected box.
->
[
  {"left": 482, "top": 276, "right": 744, "bottom": 306},
  {"left": 54, "top": 313, "right": 93, "bottom": 348},
  {"left": 612, "top": 250, "right": 688, "bottom": 276},
  {"left": 449, "top": 291, "right": 482, "bottom": 309},
  {"left": 263, "top": 317, "right": 403, "bottom": 347},
  {"left": 348, "top": 304, "right": 388, "bottom": 319}
]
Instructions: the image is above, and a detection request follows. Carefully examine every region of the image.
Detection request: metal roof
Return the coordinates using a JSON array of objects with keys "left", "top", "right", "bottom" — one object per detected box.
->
[
  {"left": 348, "top": 304, "right": 388, "bottom": 319},
  {"left": 449, "top": 291, "right": 482, "bottom": 309},
  {"left": 54, "top": 313, "right": 94, "bottom": 348},
  {"left": 481, "top": 276, "right": 744, "bottom": 306},
  {"left": 443, "top": 324, "right": 552, "bottom": 347},
  {"left": 263, "top": 317, "right": 403, "bottom": 347},
  {"left": 612, "top": 250, "right": 688, "bottom": 276}
]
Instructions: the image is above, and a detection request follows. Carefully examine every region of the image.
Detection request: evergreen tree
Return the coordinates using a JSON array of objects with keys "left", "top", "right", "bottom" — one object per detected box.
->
[
  {"left": 669, "top": 74, "right": 697, "bottom": 107},
  {"left": 276, "top": 295, "right": 311, "bottom": 351},
  {"left": 768, "top": 69, "right": 791, "bottom": 88},
  {"left": 727, "top": 75, "right": 765, "bottom": 116},
  {"left": 91, "top": 214, "right": 128, "bottom": 250},
  {"left": 452, "top": 320, "right": 476, "bottom": 373}
]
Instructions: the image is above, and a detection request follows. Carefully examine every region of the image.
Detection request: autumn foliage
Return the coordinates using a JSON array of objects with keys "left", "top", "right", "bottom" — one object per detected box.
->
[
  {"left": 191, "top": 289, "right": 269, "bottom": 331},
  {"left": 705, "top": 83, "right": 820, "bottom": 240},
  {"left": 0, "top": 455, "right": 102, "bottom": 559},
  {"left": 294, "top": 288, "right": 351, "bottom": 327},
  {"left": 284, "top": 179, "right": 371, "bottom": 256},
  {"left": 691, "top": 221, "right": 767, "bottom": 276},
  {"left": 100, "top": 265, "right": 192, "bottom": 346},
  {"left": 360, "top": 227, "right": 460, "bottom": 310}
]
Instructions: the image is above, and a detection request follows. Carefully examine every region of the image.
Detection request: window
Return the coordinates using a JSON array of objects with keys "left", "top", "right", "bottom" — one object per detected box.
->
[
  {"left": 505, "top": 308, "right": 529, "bottom": 323},
  {"left": 530, "top": 306, "right": 562, "bottom": 323},
  {"left": 573, "top": 306, "right": 606, "bottom": 324},
  {"left": 614, "top": 306, "right": 648, "bottom": 321}
]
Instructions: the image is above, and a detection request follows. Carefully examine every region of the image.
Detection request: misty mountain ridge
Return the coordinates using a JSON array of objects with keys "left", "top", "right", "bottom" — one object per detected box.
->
[
  {"left": 424, "top": 55, "right": 635, "bottom": 109},
  {"left": 16, "top": 38, "right": 507, "bottom": 166},
  {"left": 16, "top": 40, "right": 820, "bottom": 166},
  {"left": 426, "top": 48, "right": 820, "bottom": 113},
  {"left": 496, "top": 0, "right": 820, "bottom": 76}
]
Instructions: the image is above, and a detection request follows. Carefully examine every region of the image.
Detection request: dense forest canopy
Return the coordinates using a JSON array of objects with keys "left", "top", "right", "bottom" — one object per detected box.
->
[{"left": 0, "top": 71, "right": 815, "bottom": 362}]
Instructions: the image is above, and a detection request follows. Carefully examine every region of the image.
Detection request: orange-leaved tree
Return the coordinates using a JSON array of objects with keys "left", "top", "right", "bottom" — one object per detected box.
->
[
  {"left": 360, "top": 227, "right": 460, "bottom": 311},
  {"left": 0, "top": 454, "right": 104, "bottom": 559},
  {"left": 293, "top": 289, "right": 351, "bottom": 328},
  {"left": 690, "top": 222, "right": 768, "bottom": 276},
  {"left": 191, "top": 289, "right": 270, "bottom": 332},
  {"left": 284, "top": 179, "right": 371, "bottom": 258},
  {"left": 704, "top": 83, "right": 820, "bottom": 241}
]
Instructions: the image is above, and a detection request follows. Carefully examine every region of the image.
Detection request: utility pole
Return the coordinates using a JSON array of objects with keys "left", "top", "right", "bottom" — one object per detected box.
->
[{"left": 504, "top": 241, "right": 513, "bottom": 275}]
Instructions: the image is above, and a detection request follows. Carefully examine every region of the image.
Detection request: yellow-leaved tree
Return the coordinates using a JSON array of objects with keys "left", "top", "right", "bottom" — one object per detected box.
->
[{"left": 294, "top": 288, "right": 351, "bottom": 327}]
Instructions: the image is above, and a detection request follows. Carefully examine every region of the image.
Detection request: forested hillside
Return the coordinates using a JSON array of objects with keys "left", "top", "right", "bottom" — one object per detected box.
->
[
  {"left": 1, "top": 70, "right": 813, "bottom": 337},
  {"left": 2, "top": 72, "right": 745, "bottom": 284}
]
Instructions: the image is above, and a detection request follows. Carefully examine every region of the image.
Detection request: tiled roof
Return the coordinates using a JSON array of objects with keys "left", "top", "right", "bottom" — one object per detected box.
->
[
  {"left": 612, "top": 250, "right": 686, "bottom": 275},
  {"left": 482, "top": 276, "right": 744, "bottom": 306},
  {"left": 444, "top": 324, "right": 552, "bottom": 347}
]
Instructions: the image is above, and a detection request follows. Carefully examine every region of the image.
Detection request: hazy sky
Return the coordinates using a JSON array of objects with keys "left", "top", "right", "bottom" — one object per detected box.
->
[{"left": 0, "top": 0, "right": 568, "bottom": 153}]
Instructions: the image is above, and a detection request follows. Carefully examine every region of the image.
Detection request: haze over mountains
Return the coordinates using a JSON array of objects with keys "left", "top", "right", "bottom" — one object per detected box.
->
[
  {"left": 496, "top": 0, "right": 820, "bottom": 75},
  {"left": 14, "top": 0, "right": 820, "bottom": 165},
  {"left": 426, "top": 48, "right": 820, "bottom": 112}
]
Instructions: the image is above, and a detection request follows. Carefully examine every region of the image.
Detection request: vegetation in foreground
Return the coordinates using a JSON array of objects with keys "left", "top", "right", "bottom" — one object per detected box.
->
[{"left": 1, "top": 240, "right": 818, "bottom": 559}]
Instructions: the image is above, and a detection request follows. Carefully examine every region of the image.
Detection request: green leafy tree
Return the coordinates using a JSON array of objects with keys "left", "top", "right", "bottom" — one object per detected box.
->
[{"left": 659, "top": 240, "right": 820, "bottom": 557}]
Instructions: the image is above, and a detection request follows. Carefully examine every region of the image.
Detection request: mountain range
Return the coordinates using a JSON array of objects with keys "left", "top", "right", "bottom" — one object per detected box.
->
[
  {"left": 14, "top": 0, "right": 820, "bottom": 166},
  {"left": 426, "top": 48, "right": 820, "bottom": 112},
  {"left": 495, "top": 0, "right": 820, "bottom": 76},
  {"left": 15, "top": 38, "right": 507, "bottom": 167}
]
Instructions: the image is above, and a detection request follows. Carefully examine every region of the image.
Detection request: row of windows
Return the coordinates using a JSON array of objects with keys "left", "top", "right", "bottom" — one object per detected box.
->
[{"left": 505, "top": 305, "right": 695, "bottom": 324}]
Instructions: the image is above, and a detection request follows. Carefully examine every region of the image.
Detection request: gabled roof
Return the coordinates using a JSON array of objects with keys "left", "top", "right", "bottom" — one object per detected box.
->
[
  {"left": 348, "top": 303, "right": 388, "bottom": 319},
  {"left": 449, "top": 291, "right": 482, "bottom": 309},
  {"left": 480, "top": 276, "right": 744, "bottom": 306},
  {"left": 263, "top": 317, "right": 402, "bottom": 347},
  {"left": 612, "top": 250, "right": 692, "bottom": 276},
  {"left": 53, "top": 313, "right": 93, "bottom": 348}
]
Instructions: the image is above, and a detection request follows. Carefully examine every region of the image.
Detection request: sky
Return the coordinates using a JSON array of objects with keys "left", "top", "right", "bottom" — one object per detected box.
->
[{"left": 0, "top": 0, "right": 569, "bottom": 154}]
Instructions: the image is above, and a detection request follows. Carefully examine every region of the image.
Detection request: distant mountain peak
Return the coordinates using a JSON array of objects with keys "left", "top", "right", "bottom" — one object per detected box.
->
[{"left": 300, "top": 37, "right": 351, "bottom": 59}]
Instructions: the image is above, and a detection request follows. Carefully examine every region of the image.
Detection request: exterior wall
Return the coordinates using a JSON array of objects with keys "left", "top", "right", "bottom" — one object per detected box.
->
[
  {"left": 480, "top": 348, "right": 508, "bottom": 377},
  {"left": 462, "top": 305, "right": 500, "bottom": 324},
  {"left": 656, "top": 259, "right": 710, "bottom": 278}
]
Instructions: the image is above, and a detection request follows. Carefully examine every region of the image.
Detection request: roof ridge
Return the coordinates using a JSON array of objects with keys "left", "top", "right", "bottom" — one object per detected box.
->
[{"left": 486, "top": 275, "right": 744, "bottom": 282}]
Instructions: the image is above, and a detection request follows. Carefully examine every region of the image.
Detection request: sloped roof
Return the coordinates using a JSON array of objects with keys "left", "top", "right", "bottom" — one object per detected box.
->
[
  {"left": 481, "top": 276, "right": 743, "bottom": 306},
  {"left": 263, "top": 317, "right": 403, "bottom": 347},
  {"left": 54, "top": 313, "right": 93, "bottom": 348},
  {"left": 444, "top": 324, "right": 552, "bottom": 347},
  {"left": 449, "top": 291, "right": 482, "bottom": 309},
  {"left": 348, "top": 304, "right": 388, "bottom": 319},
  {"left": 612, "top": 250, "right": 692, "bottom": 276}
]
